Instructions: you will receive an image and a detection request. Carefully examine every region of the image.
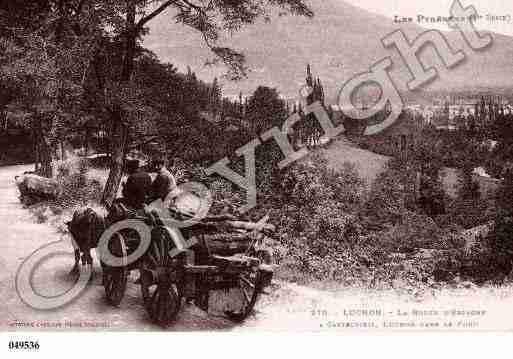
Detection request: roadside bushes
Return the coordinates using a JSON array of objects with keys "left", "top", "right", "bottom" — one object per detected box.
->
[
  {"left": 267, "top": 152, "right": 503, "bottom": 288},
  {"left": 360, "top": 157, "right": 417, "bottom": 230},
  {"left": 263, "top": 152, "right": 371, "bottom": 283},
  {"left": 278, "top": 153, "right": 364, "bottom": 211},
  {"left": 364, "top": 211, "right": 454, "bottom": 254},
  {"left": 483, "top": 214, "right": 513, "bottom": 281},
  {"left": 470, "top": 169, "right": 513, "bottom": 283},
  {"left": 442, "top": 197, "right": 494, "bottom": 230},
  {"left": 54, "top": 158, "right": 102, "bottom": 208}
]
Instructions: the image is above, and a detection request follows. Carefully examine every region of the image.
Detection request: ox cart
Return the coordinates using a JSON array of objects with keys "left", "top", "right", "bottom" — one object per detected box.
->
[{"left": 73, "top": 204, "right": 275, "bottom": 327}]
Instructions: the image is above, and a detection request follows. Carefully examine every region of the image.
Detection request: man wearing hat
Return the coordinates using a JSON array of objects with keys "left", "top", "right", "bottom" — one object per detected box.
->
[
  {"left": 122, "top": 159, "right": 152, "bottom": 210},
  {"left": 149, "top": 157, "right": 177, "bottom": 203}
]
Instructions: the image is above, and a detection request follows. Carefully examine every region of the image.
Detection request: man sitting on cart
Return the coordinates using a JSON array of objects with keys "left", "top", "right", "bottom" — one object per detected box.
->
[
  {"left": 122, "top": 159, "right": 152, "bottom": 210},
  {"left": 148, "top": 156, "right": 177, "bottom": 203},
  {"left": 108, "top": 159, "right": 152, "bottom": 223}
]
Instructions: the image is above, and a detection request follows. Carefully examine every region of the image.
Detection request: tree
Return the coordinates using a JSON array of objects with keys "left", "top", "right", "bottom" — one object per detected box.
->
[
  {"left": 0, "top": 0, "right": 108, "bottom": 177},
  {"left": 209, "top": 77, "right": 222, "bottom": 117},
  {"left": 0, "top": 1, "right": 50, "bottom": 36},
  {"left": 246, "top": 86, "right": 288, "bottom": 137},
  {"left": 96, "top": 0, "right": 313, "bottom": 207},
  {"left": 481, "top": 162, "right": 513, "bottom": 280},
  {"left": 0, "top": 31, "right": 88, "bottom": 177},
  {"left": 391, "top": 127, "right": 446, "bottom": 217}
]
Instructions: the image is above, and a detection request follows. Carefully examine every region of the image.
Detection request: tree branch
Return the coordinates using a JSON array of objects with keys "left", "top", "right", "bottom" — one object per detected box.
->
[
  {"left": 181, "top": 0, "right": 207, "bottom": 17},
  {"left": 135, "top": 0, "right": 180, "bottom": 31}
]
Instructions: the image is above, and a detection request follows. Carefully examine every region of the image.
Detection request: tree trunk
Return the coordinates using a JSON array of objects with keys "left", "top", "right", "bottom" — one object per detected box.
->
[
  {"left": 38, "top": 134, "right": 53, "bottom": 178},
  {"left": 33, "top": 130, "right": 40, "bottom": 173},
  {"left": 102, "top": 110, "right": 129, "bottom": 207},
  {"left": 101, "top": 1, "right": 137, "bottom": 207},
  {"left": 33, "top": 120, "right": 53, "bottom": 178}
]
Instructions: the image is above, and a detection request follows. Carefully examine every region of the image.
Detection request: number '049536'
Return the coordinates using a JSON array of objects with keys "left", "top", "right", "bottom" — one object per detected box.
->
[{"left": 8, "top": 341, "right": 40, "bottom": 350}]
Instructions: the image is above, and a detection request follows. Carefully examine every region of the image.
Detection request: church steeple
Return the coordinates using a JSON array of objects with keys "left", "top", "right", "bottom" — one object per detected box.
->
[
  {"left": 304, "top": 64, "right": 327, "bottom": 107},
  {"left": 306, "top": 64, "right": 313, "bottom": 86},
  {"left": 305, "top": 64, "right": 315, "bottom": 105}
]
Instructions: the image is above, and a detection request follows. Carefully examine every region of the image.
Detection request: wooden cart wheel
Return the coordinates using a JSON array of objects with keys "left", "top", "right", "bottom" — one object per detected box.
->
[
  {"left": 225, "top": 269, "right": 264, "bottom": 323},
  {"left": 101, "top": 232, "right": 128, "bottom": 306},
  {"left": 140, "top": 227, "right": 182, "bottom": 327}
]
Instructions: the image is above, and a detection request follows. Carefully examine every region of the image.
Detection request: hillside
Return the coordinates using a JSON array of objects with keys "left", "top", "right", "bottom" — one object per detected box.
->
[
  {"left": 145, "top": 0, "right": 513, "bottom": 98},
  {"left": 320, "top": 136, "right": 389, "bottom": 188}
]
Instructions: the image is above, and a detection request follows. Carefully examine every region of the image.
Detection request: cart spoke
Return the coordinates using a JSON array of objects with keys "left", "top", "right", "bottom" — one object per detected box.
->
[
  {"left": 164, "top": 290, "right": 174, "bottom": 321},
  {"left": 147, "top": 252, "right": 158, "bottom": 268},
  {"left": 241, "top": 286, "right": 251, "bottom": 305},
  {"left": 160, "top": 241, "right": 169, "bottom": 267},
  {"left": 152, "top": 241, "right": 161, "bottom": 264},
  {"left": 106, "top": 274, "right": 113, "bottom": 292},
  {"left": 240, "top": 275, "right": 255, "bottom": 289},
  {"left": 114, "top": 284, "right": 122, "bottom": 299},
  {"left": 157, "top": 289, "right": 167, "bottom": 322}
]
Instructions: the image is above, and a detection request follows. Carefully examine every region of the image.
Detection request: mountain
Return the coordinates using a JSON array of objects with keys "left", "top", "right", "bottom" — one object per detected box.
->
[{"left": 144, "top": 0, "right": 513, "bottom": 100}]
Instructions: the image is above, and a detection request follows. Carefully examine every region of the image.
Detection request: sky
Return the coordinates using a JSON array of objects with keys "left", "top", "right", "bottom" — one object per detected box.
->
[{"left": 343, "top": 0, "right": 513, "bottom": 36}]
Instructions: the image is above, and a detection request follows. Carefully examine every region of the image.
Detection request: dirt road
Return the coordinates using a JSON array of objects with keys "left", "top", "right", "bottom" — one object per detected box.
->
[{"left": 2, "top": 164, "right": 513, "bottom": 332}]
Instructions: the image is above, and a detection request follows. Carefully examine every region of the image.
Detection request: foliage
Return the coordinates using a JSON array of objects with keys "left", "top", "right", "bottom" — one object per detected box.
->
[
  {"left": 54, "top": 158, "right": 103, "bottom": 208},
  {"left": 251, "top": 152, "right": 369, "bottom": 283},
  {"left": 246, "top": 86, "right": 288, "bottom": 135},
  {"left": 360, "top": 157, "right": 417, "bottom": 229},
  {"left": 441, "top": 197, "right": 494, "bottom": 230},
  {"left": 432, "top": 164, "right": 513, "bottom": 285},
  {"left": 480, "top": 165, "right": 513, "bottom": 281}
]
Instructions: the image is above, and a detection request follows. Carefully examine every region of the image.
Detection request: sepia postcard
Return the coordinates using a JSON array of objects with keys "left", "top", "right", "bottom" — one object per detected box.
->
[{"left": 1, "top": 0, "right": 513, "bottom": 349}]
